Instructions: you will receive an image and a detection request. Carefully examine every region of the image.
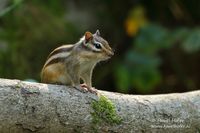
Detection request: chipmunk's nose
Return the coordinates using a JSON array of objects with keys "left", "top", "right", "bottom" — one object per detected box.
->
[{"left": 108, "top": 50, "right": 114, "bottom": 57}]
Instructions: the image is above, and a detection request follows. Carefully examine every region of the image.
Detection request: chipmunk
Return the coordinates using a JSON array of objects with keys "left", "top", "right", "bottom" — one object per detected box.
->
[{"left": 41, "top": 30, "right": 114, "bottom": 94}]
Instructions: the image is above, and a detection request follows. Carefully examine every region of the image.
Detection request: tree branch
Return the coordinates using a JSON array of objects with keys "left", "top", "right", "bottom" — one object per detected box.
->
[{"left": 0, "top": 78, "right": 199, "bottom": 133}]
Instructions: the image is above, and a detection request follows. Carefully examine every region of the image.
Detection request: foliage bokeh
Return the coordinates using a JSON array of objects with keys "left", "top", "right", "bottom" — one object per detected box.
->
[{"left": 0, "top": 0, "right": 199, "bottom": 94}]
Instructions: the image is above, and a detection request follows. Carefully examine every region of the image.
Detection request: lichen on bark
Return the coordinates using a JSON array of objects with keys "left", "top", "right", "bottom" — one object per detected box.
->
[{"left": 91, "top": 94, "right": 122, "bottom": 125}]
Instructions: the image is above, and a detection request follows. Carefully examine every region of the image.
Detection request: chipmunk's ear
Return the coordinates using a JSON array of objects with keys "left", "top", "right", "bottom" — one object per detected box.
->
[
  {"left": 85, "top": 31, "right": 93, "bottom": 42},
  {"left": 95, "top": 29, "right": 100, "bottom": 36}
]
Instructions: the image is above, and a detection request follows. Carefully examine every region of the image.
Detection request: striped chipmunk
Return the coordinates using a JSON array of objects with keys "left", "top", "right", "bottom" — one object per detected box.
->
[{"left": 41, "top": 30, "right": 114, "bottom": 94}]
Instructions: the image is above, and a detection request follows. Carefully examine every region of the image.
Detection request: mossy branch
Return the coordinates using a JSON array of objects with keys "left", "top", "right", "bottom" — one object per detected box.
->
[{"left": 0, "top": 78, "right": 199, "bottom": 133}]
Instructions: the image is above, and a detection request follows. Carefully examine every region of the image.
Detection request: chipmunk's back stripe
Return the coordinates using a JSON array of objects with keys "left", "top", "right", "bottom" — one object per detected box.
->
[
  {"left": 47, "top": 45, "right": 73, "bottom": 59},
  {"left": 45, "top": 57, "right": 65, "bottom": 67},
  {"left": 44, "top": 52, "right": 70, "bottom": 68}
]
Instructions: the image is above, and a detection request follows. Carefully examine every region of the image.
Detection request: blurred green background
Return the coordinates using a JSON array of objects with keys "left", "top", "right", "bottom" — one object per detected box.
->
[{"left": 0, "top": 0, "right": 199, "bottom": 94}]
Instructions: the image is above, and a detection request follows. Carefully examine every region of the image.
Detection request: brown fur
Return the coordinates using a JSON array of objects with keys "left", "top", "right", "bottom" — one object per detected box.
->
[
  {"left": 41, "top": 63, "right": 70, "bottom": 85},
  {"left": 41, "top": 30, "right": 114, "bottom": 88}
]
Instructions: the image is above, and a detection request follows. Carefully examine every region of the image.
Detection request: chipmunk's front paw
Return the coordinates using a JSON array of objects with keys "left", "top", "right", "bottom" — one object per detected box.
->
[
  {"left": 74, "top": 85, "right": 88, "bottom": 93},
  {"left": 81, "top": 84, "right": 98, "bottom": 94},
  {"left": 88, "top": 87, "right": 98, "bottom": 94}
]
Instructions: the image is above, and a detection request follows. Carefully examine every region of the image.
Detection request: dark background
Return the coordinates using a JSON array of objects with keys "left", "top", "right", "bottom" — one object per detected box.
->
[{"left": 0, "top": 0, "right": 199, "bottom": 94}]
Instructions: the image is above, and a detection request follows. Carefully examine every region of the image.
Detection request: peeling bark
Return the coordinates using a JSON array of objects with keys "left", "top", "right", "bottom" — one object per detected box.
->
[{"left": 0, "top": 78, "right": 199, "bottom": 133}]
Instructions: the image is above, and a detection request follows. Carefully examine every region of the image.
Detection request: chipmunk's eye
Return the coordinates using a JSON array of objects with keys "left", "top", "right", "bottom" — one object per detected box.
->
[{"left": 94, "top": 42, "right": 102, "bottom": 49}]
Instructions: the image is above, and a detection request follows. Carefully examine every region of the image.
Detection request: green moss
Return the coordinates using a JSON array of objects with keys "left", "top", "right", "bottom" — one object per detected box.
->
[
  {"left": 15, "top": 82, "right": 22, "bottom": 89},
  {"left": 91, "top": 95, "right": 122, "bottom": 125},
  {"left": 15, "top": 84, "right": 21, "bottom": 88}
]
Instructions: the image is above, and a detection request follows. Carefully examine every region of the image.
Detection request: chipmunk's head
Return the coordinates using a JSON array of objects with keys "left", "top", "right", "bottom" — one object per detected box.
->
[{"left": 81, "top": 30, "right": 114, "bottom": 61}]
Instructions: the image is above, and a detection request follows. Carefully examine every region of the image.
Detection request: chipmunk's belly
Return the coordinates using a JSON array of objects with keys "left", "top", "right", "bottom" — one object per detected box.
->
[{"left": 42, "top": 63, "right": 71, "bottom": 85}]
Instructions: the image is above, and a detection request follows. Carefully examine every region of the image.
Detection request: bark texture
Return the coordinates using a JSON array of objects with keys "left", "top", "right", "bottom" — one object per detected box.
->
[{"left": 0, "top": 78, "right": 199, "bottom": 133}]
